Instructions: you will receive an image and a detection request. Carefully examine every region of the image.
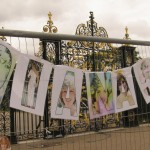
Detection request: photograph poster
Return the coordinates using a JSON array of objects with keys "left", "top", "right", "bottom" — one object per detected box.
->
[
  {"left": 0, "top": 40, "right": 20, "bottom": 105},
  {"left": 10, "top": 54, "right": 53, "bottom": 116},
  {"left": 85, "top": 72, "right": 115, "bottom": 119},
  {"left": 51, "top": 65, "right": 83, "bottom": 120},
  {"left": 133, "top": 58, "right": 150, "bottom": 103},
  {"left": 113, "top": 67, "right": 138, "bottom": 113}
]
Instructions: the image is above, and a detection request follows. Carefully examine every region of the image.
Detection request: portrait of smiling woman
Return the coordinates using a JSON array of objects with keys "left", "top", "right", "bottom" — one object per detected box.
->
[
  {"left": 116, "top": 73, "right": 135, "bottom": 109},
  {"left": 56, "top": 71, "right": 77, "bottom": 116}
]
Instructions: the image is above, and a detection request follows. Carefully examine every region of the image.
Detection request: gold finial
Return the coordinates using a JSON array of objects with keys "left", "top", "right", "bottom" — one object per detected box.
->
[
  {"left": 0, "top": 27, "right": 7, "bottom": 41},
  {"left": 124, "top": 26, "right": 131, "bottom": 40},
  {"left": 123, "top": 26, "right": 131, "bottom": 46},
  {"left": 48, "top": 12, "right": 52, "bottom": 19},
  {"left": 43, "top": 12, "right": 58, "bottom": 33}
]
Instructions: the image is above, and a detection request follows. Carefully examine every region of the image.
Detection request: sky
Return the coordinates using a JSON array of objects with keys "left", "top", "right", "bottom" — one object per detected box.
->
[{"left": 0, "top": 0, "right": 150, "bottom": 41}]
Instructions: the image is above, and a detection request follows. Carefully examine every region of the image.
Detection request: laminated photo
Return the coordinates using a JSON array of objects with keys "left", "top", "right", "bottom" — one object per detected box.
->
[
  {"left": 133, "top": 58, "right": 150, "bottom": 103},
  {"left": 10, "top": 54, "right": 53, "bottom": 116},
  {"left": 0, "top": 40, "right": 20, "bottom": 105},
  {"left": 113, "top": 67, "right": 138, "bottom": 113},
  {"left": 85, "top": 72, "right": 115, "bottom": 119},
  {"left": 51, "top": 65, "right": 83, "bottom": 120}
]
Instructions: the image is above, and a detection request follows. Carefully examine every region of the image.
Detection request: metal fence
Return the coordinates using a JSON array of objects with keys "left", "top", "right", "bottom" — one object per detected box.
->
[{"left": 0, "top": 28, "right": 150, "bottom": 150}]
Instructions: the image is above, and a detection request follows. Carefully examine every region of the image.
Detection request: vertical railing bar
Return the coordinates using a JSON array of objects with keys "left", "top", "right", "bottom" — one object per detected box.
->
[{"left": 25, "top": 37, "right": 28, "bottom": 54}]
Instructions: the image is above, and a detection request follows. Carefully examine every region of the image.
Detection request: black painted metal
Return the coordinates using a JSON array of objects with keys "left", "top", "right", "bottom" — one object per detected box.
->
[
  {"left": 10, "top": 108, "right": 17, "bottom": 144},
  {"left": 42, "top": 41, "right": 49, "bottom": 138},
  {"left": 41, "top": 40, "right": 64, "bottom": 138},
  {"left": 89, "top": 12, "right": 96, "bottom": 71}
]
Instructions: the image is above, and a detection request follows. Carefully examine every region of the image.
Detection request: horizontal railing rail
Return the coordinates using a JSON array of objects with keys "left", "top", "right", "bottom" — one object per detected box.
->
[{"left": 0, "top": 29, "right": 150, "bottom": 46}]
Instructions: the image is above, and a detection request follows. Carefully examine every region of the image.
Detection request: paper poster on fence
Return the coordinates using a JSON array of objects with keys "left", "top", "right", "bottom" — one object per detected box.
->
[
  {"left": 133, "top": 58, "right": 150, "bottom": 103},
  {"left": 10, "top": 54, "right": 53, "bottom": 116},
  {"left": 85, "top": 72, "right": 115, "bottom": 119},
  {"left": 112, "top": 67, "right": 138, "bottom": 113},
  {"left": 0, "top": 40, "right": 20, "bottom": 105},
  {"left": 51, "top": 65, "right": 83, "bottom": 120}
]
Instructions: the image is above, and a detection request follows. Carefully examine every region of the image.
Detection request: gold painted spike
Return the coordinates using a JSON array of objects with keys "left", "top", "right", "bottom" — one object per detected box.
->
[
  {"left": 43, "top": 12, "right": 58, "bottom": 33},
  {"left": 48, "top": 12, "right": 52, "bottom": 19},
  {"left": 125, "top": 26, "right": 128, "bottom": 33},
  {"left": 124, "top": 26, "right": 131, "bottom": 40}
]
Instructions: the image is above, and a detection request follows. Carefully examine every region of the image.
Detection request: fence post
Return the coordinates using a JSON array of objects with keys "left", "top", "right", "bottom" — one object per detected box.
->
[
  {"left": 42, "top": 40, "right": 64, "bottom": 137},
  {"left": 42, "top": 41, "right": 49, "bottom": 138},
  {"left": 9, "top": 73, "right": 17, "bottom": 144},
  {"left": 10, "top": 108, "right": 17, "bottom": 144}
]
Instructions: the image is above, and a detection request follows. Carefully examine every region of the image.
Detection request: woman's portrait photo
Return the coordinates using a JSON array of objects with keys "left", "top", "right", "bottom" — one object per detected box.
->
[
  {"left": 89, "top": 72, "right": 114, "bottom": 116},
  {"left": 116, "top": 72, "right": 135, "bottom": 109},
  {"left": 56, "top": 71, "right": 77, "bottom": 116},
  {"left": 21, "top": 59, "right": 43, "bottom": 109},
  {"left": 89, "top": 73, "right": 103, "bottom": 115}
]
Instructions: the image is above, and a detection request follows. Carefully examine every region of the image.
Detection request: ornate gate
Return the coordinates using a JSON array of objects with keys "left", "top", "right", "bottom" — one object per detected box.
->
[{"left": 40, "top": 12, "right": 122, "bottom": 135}]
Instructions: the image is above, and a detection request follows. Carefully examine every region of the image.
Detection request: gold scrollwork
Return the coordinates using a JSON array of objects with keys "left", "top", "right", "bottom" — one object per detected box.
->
[{"left": 43, "top": 12, "right": 58, "bottom": 33}]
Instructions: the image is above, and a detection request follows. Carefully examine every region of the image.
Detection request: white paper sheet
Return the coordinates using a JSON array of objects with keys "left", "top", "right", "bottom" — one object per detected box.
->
[
  {"left": 10, "top": 54, "right": 53, "bottom": 116},
  {"left": 113, "top": 67, "right": 138, "bottom": 113},
  {"left": 51, "top": 65, "right": 83, "bottom": 120},
  {"left": 85, "top": 72, "right": 115, "bottom": 119},
  {"left": 133, "top": 58, "right": 150, "bottom": 103},
  {"left": 0, "top": 40, "right": 20, "bottom": 105}
]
